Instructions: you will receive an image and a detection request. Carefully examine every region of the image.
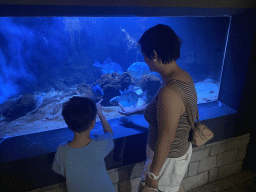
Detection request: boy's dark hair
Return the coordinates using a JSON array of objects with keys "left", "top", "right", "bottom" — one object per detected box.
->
[
  {"left": 138, "top": 24, "right": 183, "bottom": 64},
  {"left": 62, "top": 96, "right": 97, "bottom": 133}
]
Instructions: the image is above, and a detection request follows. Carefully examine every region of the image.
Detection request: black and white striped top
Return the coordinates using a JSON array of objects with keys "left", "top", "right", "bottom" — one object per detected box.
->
[{"left": 144, "top": 79, "right": 198, "bottom": 158}]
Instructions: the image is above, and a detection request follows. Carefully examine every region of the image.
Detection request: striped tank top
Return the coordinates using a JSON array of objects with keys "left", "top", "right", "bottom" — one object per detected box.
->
[{"left": 144, "top": 78, "right": 198, "bottom": 158}]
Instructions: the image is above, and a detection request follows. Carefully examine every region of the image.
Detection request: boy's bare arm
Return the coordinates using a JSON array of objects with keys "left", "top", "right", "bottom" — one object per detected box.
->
[
  {"left": 98, "top": 113, "right": 113, "bottom": 135},
  {"left": 97, "top": 104, "right": 148, "bottom": 135}
]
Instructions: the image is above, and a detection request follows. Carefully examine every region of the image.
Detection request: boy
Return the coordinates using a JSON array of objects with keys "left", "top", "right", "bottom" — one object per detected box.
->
[{"left": 52, "top": 96, "right": 116, "bottom": 192}]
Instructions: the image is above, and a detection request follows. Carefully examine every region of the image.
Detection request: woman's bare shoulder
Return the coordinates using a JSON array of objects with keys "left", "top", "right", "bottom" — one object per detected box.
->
[
  {"left": 157, "top": 84, "right": 185, "bottom": 116},
  {"left": 174, "top": 69, "right": 193, "bottom": 84}
]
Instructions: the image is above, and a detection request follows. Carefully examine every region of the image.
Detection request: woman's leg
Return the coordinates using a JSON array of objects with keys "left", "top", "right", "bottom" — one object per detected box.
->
[
  {"left": 138, "top": 143, "right": 155, "bottom": 192},
  {"left": 178, "top": 180, "right": 186, "bottom": 192},
  {"left": 137, "top": 182, "right": 144, "bottom": 192}
]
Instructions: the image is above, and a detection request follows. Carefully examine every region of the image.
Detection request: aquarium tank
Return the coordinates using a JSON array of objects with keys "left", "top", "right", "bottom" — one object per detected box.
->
[{"left": 0, "top": 17, "right": 231, "bottom": 138}]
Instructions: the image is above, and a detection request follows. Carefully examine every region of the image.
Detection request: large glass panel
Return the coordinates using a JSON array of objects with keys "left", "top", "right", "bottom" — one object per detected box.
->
[{"left": 0, "top": 17, "right": 231, "bottom": 137}]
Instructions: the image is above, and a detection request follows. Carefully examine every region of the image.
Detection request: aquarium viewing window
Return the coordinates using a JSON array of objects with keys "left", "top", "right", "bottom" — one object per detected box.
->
[{"left": 0, "top": 16, "right": 231, "bottom": 138}]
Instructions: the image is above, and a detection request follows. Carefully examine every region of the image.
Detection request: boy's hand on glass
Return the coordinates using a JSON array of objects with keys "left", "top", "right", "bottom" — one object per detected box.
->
[
  {"left": 118, "top": 102, "right": 136, "bottom": 116},
  {"left": 96, "top": 99, "right": 103, "bottom": 115}
]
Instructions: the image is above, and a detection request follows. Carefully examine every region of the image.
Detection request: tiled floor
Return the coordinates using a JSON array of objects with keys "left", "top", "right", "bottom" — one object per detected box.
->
[{"left": 29, "top": 168, "right": 256, "bottom": 192}]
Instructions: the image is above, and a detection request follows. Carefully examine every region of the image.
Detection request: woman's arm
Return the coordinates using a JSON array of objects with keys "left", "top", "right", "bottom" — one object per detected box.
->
[
  {"left": 134, "top": 104, "right": 148, "bottom": 114},
  {"left": 146, "top": 87, "right": 183, "bottom": 188}
]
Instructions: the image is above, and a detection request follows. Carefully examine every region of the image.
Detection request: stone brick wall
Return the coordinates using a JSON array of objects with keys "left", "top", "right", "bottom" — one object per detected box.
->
[
  {"left": 33, "top": 133, "right": 250, "bottom": 192},
  {"left": 109, "top": 133, "right": 250, "bottom": 192}
]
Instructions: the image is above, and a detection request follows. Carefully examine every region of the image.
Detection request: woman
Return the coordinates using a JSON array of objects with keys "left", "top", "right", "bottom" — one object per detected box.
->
[{"left": 118, "top": 24, "right": 198, "bottom": 192}]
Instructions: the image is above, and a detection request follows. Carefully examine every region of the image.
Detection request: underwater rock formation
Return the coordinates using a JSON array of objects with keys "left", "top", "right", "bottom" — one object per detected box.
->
[
  {"left": 1, "top": 94, "right": 36, "bottom": 122},
  {"left": 97, "top": 72, "right": 134, "bottom": 106},
  {"left": 139, "top": 75, "right": 162, "bottom": 102}
]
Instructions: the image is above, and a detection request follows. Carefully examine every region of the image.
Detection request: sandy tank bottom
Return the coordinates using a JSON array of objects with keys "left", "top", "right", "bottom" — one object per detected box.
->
[
  {"left": 0, "top": 106, "right": 125, "bottom": 138},
  {"left": 0, "top": 79, "right": 219, "bottom": 139}
]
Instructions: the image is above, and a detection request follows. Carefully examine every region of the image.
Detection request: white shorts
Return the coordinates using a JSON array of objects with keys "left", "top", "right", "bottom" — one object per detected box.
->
[{"left": 140, "top": 142, "right": 192, "bottom": 192}]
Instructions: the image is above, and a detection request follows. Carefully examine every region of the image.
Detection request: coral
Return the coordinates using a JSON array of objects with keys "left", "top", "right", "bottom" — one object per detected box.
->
[
  {"left": 119, "top": 72, "right": 134, "bottom": 88},
  {"left": 97, "top": 72, "right": 133, "bottom": 106},
  {"left": 1, "top": 94, "right": 36, "bottom": 122},
  {"left": 76, "top": 82, "right": 94, "bottom": 98},
  {"left": 139, "top": 75, "right": 162, "bottom": 102}
]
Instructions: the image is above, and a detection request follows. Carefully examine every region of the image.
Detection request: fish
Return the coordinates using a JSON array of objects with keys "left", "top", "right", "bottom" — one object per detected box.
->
[
  {"left": 0, "top": 133, "right": 9, "bottom": 144},
  {"left": 34, "top": 92, "right": 46, "bottom": 108},
  {"left": 42, "top": 36, "right": 49, "bottom": 46},
  {"left": 44, "top": 88, "right": 59, "bottom": 99},
  {"left": 91, "top": 82, "right": 104, "bottom": 96},
  {"left": 92, "top": 58, "right": 124, "bottom": 75},
  {"left": 109, "top": 96, "right": 120, "bottom": 106},
  {"left": 109, "top": 85, "right": 148, "bottom": 108},
  {"left": 0, "top": 115, "right": 5, "bottom": 121},
  {"left": 127, "top": 62, "right": 162, "bottom": 80},
  {"left": 35, "top": 94, "right": 44, "bottom": 108}
]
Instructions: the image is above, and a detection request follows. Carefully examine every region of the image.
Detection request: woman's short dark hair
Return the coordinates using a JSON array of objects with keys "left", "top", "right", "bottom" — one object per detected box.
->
[
  {"left": 62, "top": 96, "right": 97, "bottom": 133},
  {"left": 138, "top": 24, "right": 183, "bottom": 64}
]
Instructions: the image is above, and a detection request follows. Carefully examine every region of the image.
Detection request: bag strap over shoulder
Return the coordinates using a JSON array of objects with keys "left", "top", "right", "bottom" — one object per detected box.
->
[{"left": 166, "top": 81, "right": 199, "bottom": 129}]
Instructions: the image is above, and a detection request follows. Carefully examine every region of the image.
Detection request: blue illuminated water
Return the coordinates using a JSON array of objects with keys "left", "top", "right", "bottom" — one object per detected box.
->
[{"left": 0, "top": 17, "right": 231, "bottom": 137}]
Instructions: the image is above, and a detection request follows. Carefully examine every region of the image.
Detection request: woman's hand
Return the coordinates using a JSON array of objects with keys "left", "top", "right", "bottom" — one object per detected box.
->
[
  {"left": 139, "top": 175, "right": 160, "bottom": 192},
  {"left": 145, "top": 174, "right": 159, "bottom": 189},
  {"left": 118, "top": 102, "right": 136, "bottom": 116}
]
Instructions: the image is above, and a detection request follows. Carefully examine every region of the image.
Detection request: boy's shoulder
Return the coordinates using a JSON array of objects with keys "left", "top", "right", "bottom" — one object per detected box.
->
[
  {"left": 56, "top": 142, "right": 69, "bottom": 151},
  {"left": 58, "top": 142, "right": 68, "bottom": 147}
]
